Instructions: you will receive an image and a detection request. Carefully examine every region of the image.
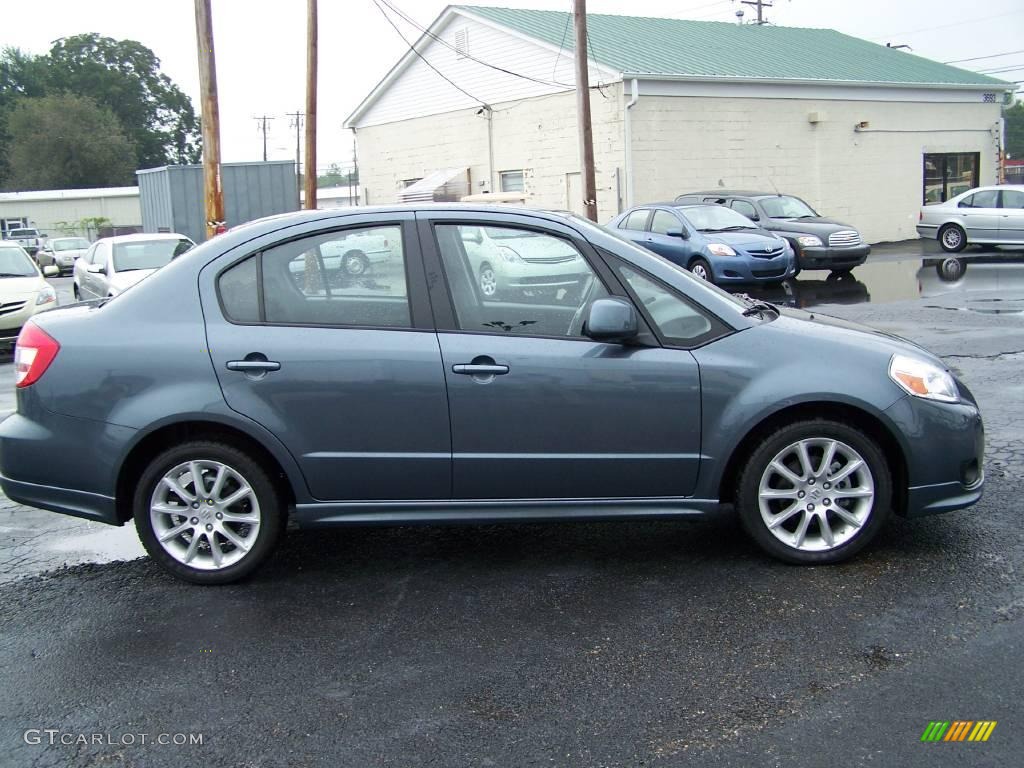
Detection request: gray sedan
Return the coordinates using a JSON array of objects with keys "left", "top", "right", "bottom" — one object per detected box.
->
[
  {"left": 917, "top": 185, "right": 1024, "bottom": 252},
  {"left": 0, "top": 207, "right": 984, "bottom": 584}
]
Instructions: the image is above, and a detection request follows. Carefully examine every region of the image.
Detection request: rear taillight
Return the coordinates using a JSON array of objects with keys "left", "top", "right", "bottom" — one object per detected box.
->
[{"left": 14, "top": 322, "right": 60, "bottom": 388}]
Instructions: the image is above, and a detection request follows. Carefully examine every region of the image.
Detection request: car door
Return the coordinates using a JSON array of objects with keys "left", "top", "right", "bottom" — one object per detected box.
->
[
  {"left": 199, "top": 213, "right": 451, "bottom": 501},
  {"left": 420, "top": 211, "right": 703, "bottom": 500},
  {"left": 998, "top": 189, "right": 1024, "bottom": 243},
  {"left": 83, "top": 242, "right": 110, "bottom": 298},
  {"left": 643, "top": 208, "right": 694, "bottom": 267},
  {"left": 956, "top": 190, "right": 1000, "bottom": 240},
  {"left": 613, "top": 208, "right": 652, "bottom": 248}
]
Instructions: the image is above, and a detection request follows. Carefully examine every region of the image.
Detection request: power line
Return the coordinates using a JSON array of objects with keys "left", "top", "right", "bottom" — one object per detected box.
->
[
  {"left": 877, "top": 10, "right": 1023, "bottom": 40},
  {"left": 944, "top": 48, "right": 1024, "bottom": 64},
  {"left": 370, "top": 0, "right": 489, "bottom": 106},
  {"left": 253, "top": 115, "right": 274, "bottom": 162},
  {"left": 977, "top": 63, "right": 1024, "bottom": 75},
  {"left": 739, "top": 0, "right": 773, "bottom": 25}
]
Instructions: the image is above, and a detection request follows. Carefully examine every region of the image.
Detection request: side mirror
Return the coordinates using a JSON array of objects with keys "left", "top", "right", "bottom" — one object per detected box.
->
[
  {"left": 42, "top": 265, "right": 58, "bottom": 277},
  {"left": 87, "top": 263, "right": 104, "bottom": 274},
  {"left": 584, "top": 297, "right": 639, "bottom": 343},
  {"left": 462, "top": 229, "right": 483, "bottom": 245},
  {"left": 665, "top": 228, "right": 688, "bottom": 239}
]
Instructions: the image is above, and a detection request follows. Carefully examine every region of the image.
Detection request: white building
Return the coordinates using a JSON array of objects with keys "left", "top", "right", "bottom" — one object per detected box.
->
[
  {"left": 0, "top": 186, "right": 141, "bottom": 239},
  {"left": 345, "top": 6, "right": 1012, "bottom": 243}
]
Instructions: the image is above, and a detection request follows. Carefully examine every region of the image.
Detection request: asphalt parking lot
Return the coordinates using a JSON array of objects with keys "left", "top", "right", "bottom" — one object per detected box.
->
[{"left": 2, "top": 241, "right": 1023, "bottom": 767}]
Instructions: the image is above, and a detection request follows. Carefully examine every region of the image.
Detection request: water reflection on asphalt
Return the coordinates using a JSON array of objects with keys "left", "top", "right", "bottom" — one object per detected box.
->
[{"left": 736, "top": 244, "right": 1024, "bottom": 314}]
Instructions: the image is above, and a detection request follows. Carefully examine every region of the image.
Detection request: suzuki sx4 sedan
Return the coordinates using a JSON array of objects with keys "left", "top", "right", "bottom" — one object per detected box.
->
[{"left": 0, "top": 208, "right": 984, "bottom": 584}]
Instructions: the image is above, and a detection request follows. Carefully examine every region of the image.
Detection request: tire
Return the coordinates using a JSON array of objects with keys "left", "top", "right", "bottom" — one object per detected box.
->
[
  {"left": 478, "top": 263, "right": 499, "bottom": 297},
  {"left": 133, "top": 441, "right": 285, "bottom": 584},
  {"left": 688, "top": 257, "right": 714, "bottom": 284},
  {"left": 735, "top": 419, "right": 892, "bottom": 565},
  {"left": 936, "top": 257, "right": 965, "bottom": 282},
  {"left": 72, "top": 284, "right": 80, "bottom": 300},
  {"left": 938, "top": 224, "right": 967, "bottom": 253},
  {"left": 342, "top": 251, "right": 369, "bottom": 276}
]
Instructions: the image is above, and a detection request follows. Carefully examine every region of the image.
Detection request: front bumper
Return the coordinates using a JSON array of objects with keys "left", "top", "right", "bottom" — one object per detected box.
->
[
  {"left": 711, "top": 255, "right": 797, "bottom": 284},
  {"left": 797, "top": 244, "right": 870, "bottom": 270},
  {"left": 886, "top": 392, "right": 985, "bottom": 518}
]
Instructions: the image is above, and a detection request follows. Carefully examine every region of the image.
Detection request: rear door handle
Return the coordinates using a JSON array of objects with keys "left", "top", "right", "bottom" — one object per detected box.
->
[
  {"left": 452, "top": 364, "right": 509, "bottom": 375},
  {"left": 226, "top": 360, "right": 281, "bottom": 372}
]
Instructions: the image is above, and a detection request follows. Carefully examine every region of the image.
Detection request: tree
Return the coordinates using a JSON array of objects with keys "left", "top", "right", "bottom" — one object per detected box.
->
[
  {"left": 316, "top": 162, "right": 358, "bottom": 188},
  {"left": 0, "top": 47, "right": 50, "bottom": 178},
  {"left": 1006, "top": 100, "right": 1024, "bottom": 159},
  {"left": 45, "top": 35, "right": 200, "bottom": 169},
  {"left": 3, "top": 94, "right": 135, "bottom": 190}
]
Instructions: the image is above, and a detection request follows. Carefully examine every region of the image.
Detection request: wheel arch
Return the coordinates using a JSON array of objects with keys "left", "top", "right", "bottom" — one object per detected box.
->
[
  {"left": 716, "top": 401, "right": 908, "bottom": 517},
  {"left": 114, "top": 419, "right": 301, "bottom": 524}
]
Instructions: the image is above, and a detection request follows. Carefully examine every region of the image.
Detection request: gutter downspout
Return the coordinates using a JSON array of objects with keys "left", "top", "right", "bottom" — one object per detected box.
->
[
  {"left": 624, "top": 78, "right": 639, "bottom": 209},
  {"left": 484, "top": 106, "right": 495, "bottom": 193}
]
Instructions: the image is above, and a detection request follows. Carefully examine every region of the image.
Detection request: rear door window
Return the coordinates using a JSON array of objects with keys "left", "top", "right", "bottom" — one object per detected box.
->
[{"left": 621, "top": 210, "right": 652, "bottom": 231}]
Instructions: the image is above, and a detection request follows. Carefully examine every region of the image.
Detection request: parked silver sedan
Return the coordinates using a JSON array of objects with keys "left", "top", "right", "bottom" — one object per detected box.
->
[
  {"left": 73, "top": 233, "right": 194, "bottom": 301},
  {"left": 917, "top": 185, "right": 1024, "bottom": 252}
]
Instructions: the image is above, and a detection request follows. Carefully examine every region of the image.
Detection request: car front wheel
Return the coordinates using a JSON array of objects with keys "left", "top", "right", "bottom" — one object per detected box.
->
[
  {"left": 939, "top": 224, "right": 967, "bottom": 253},
  {"left": 735, "top": 419, "right": 892, "bottom": 564},
  {"left": 133, "top": 441, "right": 284, "bottom": 584},
  {"left": 689, "top": 257, "right": 714, "bottom": 283}
]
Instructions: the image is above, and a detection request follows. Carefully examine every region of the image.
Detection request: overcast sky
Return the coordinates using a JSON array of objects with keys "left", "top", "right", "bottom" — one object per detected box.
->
[{"left": 4, "top": 0, "right": 1023, "bottom": 172}]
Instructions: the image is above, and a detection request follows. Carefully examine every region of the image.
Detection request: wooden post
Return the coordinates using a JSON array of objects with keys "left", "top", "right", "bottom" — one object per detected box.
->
[
  {"left": 573, "top": 0, "right": 597, "bottom": 221},
  {"left": 304, "top": 0, "right": 318, "bottom": 210},
  {"left": 194, "top": 0, "right": 224, "bottom": 239}
]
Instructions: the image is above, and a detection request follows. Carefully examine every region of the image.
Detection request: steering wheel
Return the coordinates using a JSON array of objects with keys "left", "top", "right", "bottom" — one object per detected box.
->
[{"left": 567, "top": 275, "right": 601, "bottom": 337}]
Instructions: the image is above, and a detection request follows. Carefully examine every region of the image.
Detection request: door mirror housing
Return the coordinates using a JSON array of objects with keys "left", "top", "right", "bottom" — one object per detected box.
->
[
  {"left": 665, "top": 228, "right": 688, "bottom": 239},
  {"left": 42, "top": 265, "right": 59, "bottom": 277},
  {"left": 86, "top": 262, "right": 104, "bottom": 274},
  {"left": 584, "top": 298, "right": 639, "bottom": 343}
]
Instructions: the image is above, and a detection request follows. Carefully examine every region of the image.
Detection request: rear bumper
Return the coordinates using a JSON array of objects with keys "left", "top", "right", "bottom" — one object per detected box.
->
[
  {"left": 916, "top": 224, "right": 938, "bottom": 238},
  {"left": 0, "top": 473, "right": 118, "bottom": 524},
  {"left": 797, "top": 244, "right": 870, "bottom": 270}
]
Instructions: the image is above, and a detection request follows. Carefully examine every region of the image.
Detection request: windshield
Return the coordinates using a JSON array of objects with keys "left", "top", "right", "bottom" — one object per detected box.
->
[
  {"left": 112, "top": 239, "right": 193, "bottom": 272},
  {"left": 53, "top": 238, "right": 90, "bottom": 251},
  {"left": 0, "top": 247, "right": 39, "bottom": 277},
  {"left": 677, "top": 205, "right": 757, "bottom": 232},
  {"left": 7, "top": 229, "right": 37, "bottom": 239},
  {"left": 759, "top": 195, "right": 817, "bottom": 218}
]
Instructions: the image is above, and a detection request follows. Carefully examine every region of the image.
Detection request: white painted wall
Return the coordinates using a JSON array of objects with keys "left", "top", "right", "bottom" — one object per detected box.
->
[
  {"left": 629, "top": 96, "right": 1002, "bottom": 242},
  {"left": 0, "top": 192, "right": 142, "bottom": 237},
  {"left": 353, "top": 11, "right": 614, "bottom": 128},
  {"left": 357, "top": 86, "right": 626, "bottom": 222}
]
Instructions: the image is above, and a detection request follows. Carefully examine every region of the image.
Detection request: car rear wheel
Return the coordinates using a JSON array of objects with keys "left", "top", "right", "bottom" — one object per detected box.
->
[
  {"left": 735, "top": 419, "right": 892, "bottom": 564},
  {"left": 479, "top": 263, "right": 498, "bottom": 297},
  {"left": 688, "top": 257, "right": 714, "bottom": 283},
  {"left": 342, "top": 251, "right": 369, "bottom": 276},
  {"left": 939, "top": 224, "right": 967, "bottom": 253},
  {"left": 133, "top": 441, "right": 284, "bottom": 584}
]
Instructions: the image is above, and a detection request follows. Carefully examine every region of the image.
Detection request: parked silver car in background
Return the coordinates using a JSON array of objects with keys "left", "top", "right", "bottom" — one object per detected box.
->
[
  {"left": 73, "top": 233, "right": 194, "bottom": 300},
  {"left": 917, "top": 185, "right": 1024, "bottom": 252},
  {"left": 38, "top": 236, "right": 91, "bottom": 275}
]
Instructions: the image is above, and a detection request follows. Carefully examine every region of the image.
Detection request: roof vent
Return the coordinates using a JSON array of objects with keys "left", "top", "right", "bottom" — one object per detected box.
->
[{"left": 454, "top": 28, "right": 469, "bottom": 59}]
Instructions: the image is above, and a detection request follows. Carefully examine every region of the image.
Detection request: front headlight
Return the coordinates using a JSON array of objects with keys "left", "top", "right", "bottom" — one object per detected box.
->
[
  {"left": 797, "top": 235, "right": 823, "bottom": 248},
  {"left": 889, "top": 354, "right": 958, "bottom": 403},
  {"left": 498, "top": 246, "right": 524, "bottom": 264},
  {"left": 706, "top": 243, "right": 737, "bottom": 257},
  {"left": 35, "top": 285, "right": 56, "bottom": 306}
]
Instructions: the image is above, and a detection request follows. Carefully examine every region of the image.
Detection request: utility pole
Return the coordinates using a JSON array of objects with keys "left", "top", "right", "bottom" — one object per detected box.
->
[
  {"left": 304, "top": 0, "right": 318, "bottom": 210},
  {"left": 287, "top": 110, "right": 304, "bottom": 198},
  {"left": 254, "top": 115, "right": 275, "bottom": 161},
  {"left": 194, "top": 0, "right": 224, "bottom": 239},
  {"left": 573, "top": 0, "right": 597, "bottom": 221},
  {"left": 739, "top": 0, "right": 773, "bottom": 25}
]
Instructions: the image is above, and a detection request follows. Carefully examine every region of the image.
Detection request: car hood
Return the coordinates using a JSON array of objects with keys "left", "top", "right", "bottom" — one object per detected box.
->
[
  {"left": 54, "top": 248, "right": 88, "bottom": 258},
  {"left": 109, "top": 269, "right": 157, "bottom": 293},
  {"left": 707, "top": 229, "right": 787, "bottom": 249},
  {"left": 775, "top": 306, "right": 938, "bottom": 362},
  {"left": 766, "top": 217, "right": 857, "bottom": 235},
  {"left": 0, "top": 276, "right": 46, "bottom": 298}
]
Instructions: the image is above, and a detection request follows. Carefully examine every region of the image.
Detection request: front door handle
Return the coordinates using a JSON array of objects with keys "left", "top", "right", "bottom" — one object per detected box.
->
[
  {"left": 227, "top": 360, "right": 281, "bottom": 372},
  {"left": 452, "top": 363, "right": 509, "bottom": 375}
]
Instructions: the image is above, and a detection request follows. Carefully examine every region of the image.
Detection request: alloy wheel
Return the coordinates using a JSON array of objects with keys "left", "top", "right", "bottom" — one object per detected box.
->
[
  {"left": 479, "top": 266, "right": 497, "bottom": 296},
  {"left": 757, "top": 438, "right": 874, "bottom": 552},
  {"left": 344, "top": 254, "right": 367, "bottom": 276},
  {"left": 691, "top": 264, "right": 709, "bottom": 281},
  {"left": 149, "top": 460, "right": 262, "bottom": 570},
  {"left": 941, "top": 227, "right": 963, "bottom": 250}
]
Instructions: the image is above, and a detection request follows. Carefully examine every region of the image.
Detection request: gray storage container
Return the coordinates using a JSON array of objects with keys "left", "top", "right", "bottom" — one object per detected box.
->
[{"left": 137, "top": 161, "right": 298, "bottom": 243}]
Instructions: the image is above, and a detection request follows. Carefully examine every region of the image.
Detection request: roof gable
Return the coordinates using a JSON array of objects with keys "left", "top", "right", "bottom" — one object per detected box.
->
[{"left": 459, "top": 5, "right": 1011, "bottom": 88}]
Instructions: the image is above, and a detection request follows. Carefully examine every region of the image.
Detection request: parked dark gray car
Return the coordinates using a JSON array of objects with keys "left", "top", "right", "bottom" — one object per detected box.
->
[
  {"left": 0, "top": 207, "right": 983, "bottom": 584},
  {"left": 675, "top": 191, "right": 871, "bottom": 274}
]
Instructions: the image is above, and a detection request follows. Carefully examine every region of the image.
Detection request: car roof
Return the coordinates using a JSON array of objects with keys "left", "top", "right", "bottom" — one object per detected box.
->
[
  {"left": 96, "top": 232, "right": 193, "bottom": 244},
  {"left": 678, "top": 191, "right": 781, "bottom": 198}
]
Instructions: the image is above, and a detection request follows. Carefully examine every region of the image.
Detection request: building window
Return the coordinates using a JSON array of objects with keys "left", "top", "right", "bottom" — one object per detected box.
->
[
  {"left": 499, "top": 170, "right": 526, "bottom": 193},
  {"left": 923, "top": 153, "right": 979, "bottom": 204},
  {"left": 401, "top": 178, "right": 422, "bottom": 189}
]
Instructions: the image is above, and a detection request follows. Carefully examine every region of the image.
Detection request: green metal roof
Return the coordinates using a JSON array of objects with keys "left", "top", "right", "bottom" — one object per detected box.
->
[{"left": 457, "top": 5, "right": 1009, "bottom": 88}]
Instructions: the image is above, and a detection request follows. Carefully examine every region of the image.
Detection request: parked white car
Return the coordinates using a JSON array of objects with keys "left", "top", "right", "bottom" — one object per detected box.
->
[
  {"left": 73, "top": 233, "right": 194, "bottom": 301},
  {"left": 319, "top": 230, "right": 393, "bottom": 276},
  {"left": 459, "top": 225, "right": 589, "bottom": 298},
  {"left": 39, "top": 236, "right": 91, "bottom": 275},
  {"left": 3, "top": 227, "right": 43, "bottom": 256},
  {"left": 0, "top": 243, "right": 58, "bottom": 351},
  {"left": 917, "top": 185, "right": 1024, "bottom": 252}
]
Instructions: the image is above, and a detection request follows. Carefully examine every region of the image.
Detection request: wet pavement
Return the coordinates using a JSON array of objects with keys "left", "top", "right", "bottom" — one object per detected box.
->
[{"left": 1, "top": 242, "right": 1024, "bottom": 766}]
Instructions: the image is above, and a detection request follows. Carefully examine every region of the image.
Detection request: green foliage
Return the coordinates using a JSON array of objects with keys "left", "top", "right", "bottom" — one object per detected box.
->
[
  {"left": 54, "top": 216, "right": 113, "bottom": 238},
  {"left": 1006, "top": 100, "right": 1024, "bottom": 159},
  {"left": 0, "top": 36, "right": 200, "bottom": 188},
  {"left": 4, "top": 94, "right": 135, "bottom": 190},
  {"left": 316, "top": 163, "right": 359, "bottom": 188}
]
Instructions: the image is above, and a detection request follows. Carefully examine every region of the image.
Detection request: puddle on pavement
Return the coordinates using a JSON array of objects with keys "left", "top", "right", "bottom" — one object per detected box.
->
[
  {"left": 44, "top": 521, "right": 146, "bottom": 562},
  {"left": 736, "top": 250, "right": 1024, "bottom": 312}
]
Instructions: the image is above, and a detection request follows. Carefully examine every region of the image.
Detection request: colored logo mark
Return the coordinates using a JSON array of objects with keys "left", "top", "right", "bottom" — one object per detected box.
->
[{"left": 921, "top": 721, "right": 997, "bottom": 742}]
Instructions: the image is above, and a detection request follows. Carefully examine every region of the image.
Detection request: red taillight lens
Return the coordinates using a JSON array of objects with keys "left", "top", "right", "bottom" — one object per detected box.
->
[{"left": 14, "top": 322, "right": 60, "bottom": 388}]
